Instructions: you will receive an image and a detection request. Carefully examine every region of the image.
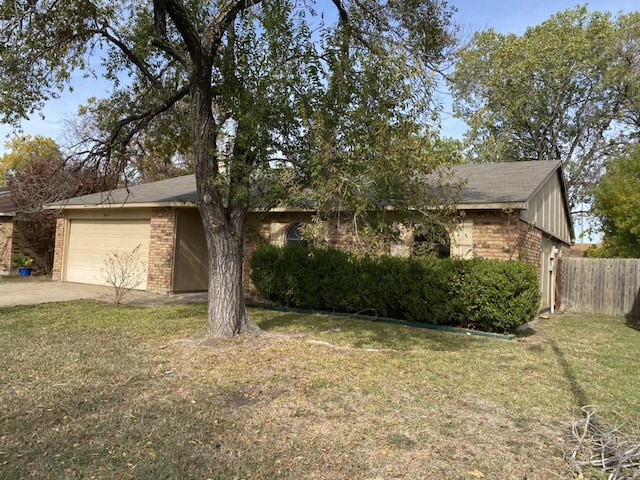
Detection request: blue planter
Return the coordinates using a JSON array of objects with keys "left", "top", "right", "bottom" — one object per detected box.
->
[{"left": 18, "top": 268, "right": 32, "bottom": 277}]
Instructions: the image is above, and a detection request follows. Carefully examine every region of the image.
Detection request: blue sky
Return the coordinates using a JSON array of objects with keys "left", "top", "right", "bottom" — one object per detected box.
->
[
  {"left": 0, "top": 0, "right": 637, "bottom": 152},
  {"left": 453, "top": 0, "right": 637, "bottom": 33}
]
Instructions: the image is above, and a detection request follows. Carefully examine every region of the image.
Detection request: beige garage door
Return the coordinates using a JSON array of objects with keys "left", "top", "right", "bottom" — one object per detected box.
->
[{"left": 65, "top": 219, "right": 151, "bottom": 289}]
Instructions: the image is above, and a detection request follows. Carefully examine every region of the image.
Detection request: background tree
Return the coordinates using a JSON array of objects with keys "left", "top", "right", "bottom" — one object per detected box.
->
[
  {"left": 587, "top": 145, "right": 640, "bottom": 257},
  {"left": 449, "top": 7, "right": 633, "bottom": 216},
  {"left": 612, "top": 12, "right": 640, "bottom": 135},
  {"left": 0, "top": 0, "right": 460, "bottom": 338},
  {"left": 0, "top": 135, "right": 62, "bottom": 185},
  {"left": 2, "top": 135, "right": 117, "bottom": 272}
]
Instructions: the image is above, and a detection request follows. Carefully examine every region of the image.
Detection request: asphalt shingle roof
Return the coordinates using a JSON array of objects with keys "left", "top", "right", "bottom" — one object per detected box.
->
[
  {"left": 453, "top": 160, "right": 562, "bottom": 206},
  {"left": 56, "top": 160, "right": 564, "bottom": 209},
  {"left": 59, "top": 174, "right": 198, "bottom": 207}
]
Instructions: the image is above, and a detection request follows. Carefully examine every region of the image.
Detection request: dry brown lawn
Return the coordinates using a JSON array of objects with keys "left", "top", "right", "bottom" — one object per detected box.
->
[{"left": 1, "top": 302, "right": 638, "bottom": 479}]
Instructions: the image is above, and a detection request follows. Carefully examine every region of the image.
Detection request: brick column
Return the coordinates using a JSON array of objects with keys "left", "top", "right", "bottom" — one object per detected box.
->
[
  {"left": 51, "top": 216, "right": 66, "bottom": 281},
  {"left": 147, "top": 208, "right": 177, "bottom": 293}
]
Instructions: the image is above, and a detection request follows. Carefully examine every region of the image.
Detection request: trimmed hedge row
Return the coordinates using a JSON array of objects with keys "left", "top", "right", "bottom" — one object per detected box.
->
[{"left": 250, "top": 245, "right": 540, "bottom": 333}]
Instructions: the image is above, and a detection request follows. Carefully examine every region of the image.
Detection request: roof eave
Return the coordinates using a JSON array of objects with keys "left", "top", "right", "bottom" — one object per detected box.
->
[
  {"left": 49, "top": 202, "right": 319, "bottom": 213},
  {"left": 46, "top": 201, "right": 198, "bottom": 210},
  {"left": 49, "top": 201, "right": 531, "bottom": 213},
  {"left": 251, "top": 206, "right": 315, "bottom": 213}
]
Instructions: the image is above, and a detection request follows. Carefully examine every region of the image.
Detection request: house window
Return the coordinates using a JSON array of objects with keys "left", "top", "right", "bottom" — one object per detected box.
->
[
  {"left": 413, "top": 224, "right": 451, "bottom": 259},
  {"left": 285, "top": 222, "right": 307, "bottom": 246}
]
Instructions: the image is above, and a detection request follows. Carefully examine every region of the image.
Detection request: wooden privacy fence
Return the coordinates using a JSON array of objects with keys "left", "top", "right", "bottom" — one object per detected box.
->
[{"left": 559, "top": 257, "right": 640, "bottom": 317}]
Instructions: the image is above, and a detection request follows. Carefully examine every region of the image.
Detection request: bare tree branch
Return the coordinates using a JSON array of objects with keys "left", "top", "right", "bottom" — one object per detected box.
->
[{"left": 91, "top": 86, "right": 190, "bottom": 163}]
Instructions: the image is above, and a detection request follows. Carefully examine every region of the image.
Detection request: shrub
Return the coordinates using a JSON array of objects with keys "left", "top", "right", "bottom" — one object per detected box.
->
[
  {"left": 401, "top": 257, "right": 466, "bottom": 326},
  {"left": 248, "top": 245, "right": 281, "bottom": 301},
  {"left": 249, "top": 245, "right": 540, "bottom": 333},
  {"left": 454, "top": 259, "right": 540, "bottom": 333}
]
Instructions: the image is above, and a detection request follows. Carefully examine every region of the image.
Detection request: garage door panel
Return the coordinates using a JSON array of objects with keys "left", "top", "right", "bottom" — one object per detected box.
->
[{"left": 66, "top": 219, "right": 150, "bottom": 289}]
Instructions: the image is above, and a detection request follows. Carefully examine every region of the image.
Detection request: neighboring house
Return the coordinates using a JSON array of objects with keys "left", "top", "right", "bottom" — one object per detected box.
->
[
  {"left": 0, "top": 187, "right": 52, "bottom": 276},
  {"left": 568, "top": 243, "right": 600, "bottom": 257},
  {"left": 50, "top": 160, "right": 574, "bottom": 311}
]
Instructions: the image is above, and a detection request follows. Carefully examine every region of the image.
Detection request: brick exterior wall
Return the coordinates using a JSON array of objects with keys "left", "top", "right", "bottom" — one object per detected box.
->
[
  {"left": 146, "top": 208, "right": 177, "bottom": 293},
  {"left": 325, "top": 213, "right": 358, "bottom": 251},
  {"left": 243, "top": 210, "right": 550, "bottom": 297},
  {"left": 466, "top": 210, "right": 543, "bottom": 271},
  {"left": 51, "top": 216, "right": 66, "bottom": 281},
  {"left": 521, "top": 226, "right": 543, "bottom": 267},
  {"left": 0, "top": 217, "right": 13, "bottom": 275}
]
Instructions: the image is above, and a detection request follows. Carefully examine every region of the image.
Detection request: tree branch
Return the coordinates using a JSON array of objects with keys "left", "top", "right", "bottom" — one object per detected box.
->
[
  {"left": 92, "top": 86, "right": 190, "bottom": 162},
  {"left": 151, "top": 0, "right": 190, "bottom": 67},
  {"left": 157, "top": 0, "right": 205, "bottom": 61},
  {"left": 204, "top": 0, "right": 262, "bottom": 56},
  {"left": 331, "top": 0, "right": 349, "bottom": 24},
  {"left": 91, "top": 25, "right": 162, "bottom": 87},
  {"left": 331, "top": 0, "right": 373, "bottom": 50}
]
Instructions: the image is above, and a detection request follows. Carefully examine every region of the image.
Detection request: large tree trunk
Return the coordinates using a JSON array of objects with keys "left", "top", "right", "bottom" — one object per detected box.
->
[
  {"left": 199, "top": 201, "right": 250, "bottom": 337},
  {"left": 190, "top": 62, "right": 251, "bottom": 338}
]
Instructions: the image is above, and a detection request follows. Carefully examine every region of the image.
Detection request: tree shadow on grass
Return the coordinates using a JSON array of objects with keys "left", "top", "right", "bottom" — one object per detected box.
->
[
  {"left": 624, "top": 314, "right": 640, "bottom": 332},
  {"left": 625, "top": 287, "right": 640, "bottom": 331},
  {"left": 253, "top": 308, "right": 489, "bottom": 352},
  {"left": 549, "top": 338, "right": 590, "bottom": 409}
]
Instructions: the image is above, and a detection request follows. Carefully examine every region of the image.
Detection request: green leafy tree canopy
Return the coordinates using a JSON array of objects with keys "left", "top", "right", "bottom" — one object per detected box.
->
[
  {"left": 0, "top": 135, "right": 62, "bottom": 186},
  {"left": 589, "top": 145, "right": 640, "bottom": 257}
]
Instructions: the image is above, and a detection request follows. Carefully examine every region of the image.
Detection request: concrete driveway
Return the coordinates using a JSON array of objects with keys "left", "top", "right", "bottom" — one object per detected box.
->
[{"left": 0, "top": 279, "right": 207, "bottom": 307}]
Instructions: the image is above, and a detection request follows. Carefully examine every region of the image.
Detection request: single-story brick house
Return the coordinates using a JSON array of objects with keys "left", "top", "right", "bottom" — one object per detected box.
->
[{"left": 50, "top": 160, "right": 574, "bottom": 311}]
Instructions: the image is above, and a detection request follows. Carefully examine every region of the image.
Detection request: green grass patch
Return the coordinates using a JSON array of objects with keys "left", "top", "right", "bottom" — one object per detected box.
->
[{"left": 0, "top": 302, "right": 638, "bottom": 479}]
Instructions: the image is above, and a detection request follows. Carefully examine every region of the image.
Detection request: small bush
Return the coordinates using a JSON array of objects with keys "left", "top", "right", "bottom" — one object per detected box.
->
[
  {"left": 102, "top": 245, "right": 146, "bottom": 304},
  {"left": 249, "top": 245, "right": 540, "bottom": 333},
  {"left": 454, "top": 259, "right": 540, "bottom": 333}
]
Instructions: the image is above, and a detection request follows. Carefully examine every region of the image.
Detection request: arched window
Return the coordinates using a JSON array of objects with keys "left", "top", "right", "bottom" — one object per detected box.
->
[
  {"left": 285, "top": 222, "right": 307, "bottom": 246},
  {"left": 413, "top": 224, "right": 451, "bottom": 259}
]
